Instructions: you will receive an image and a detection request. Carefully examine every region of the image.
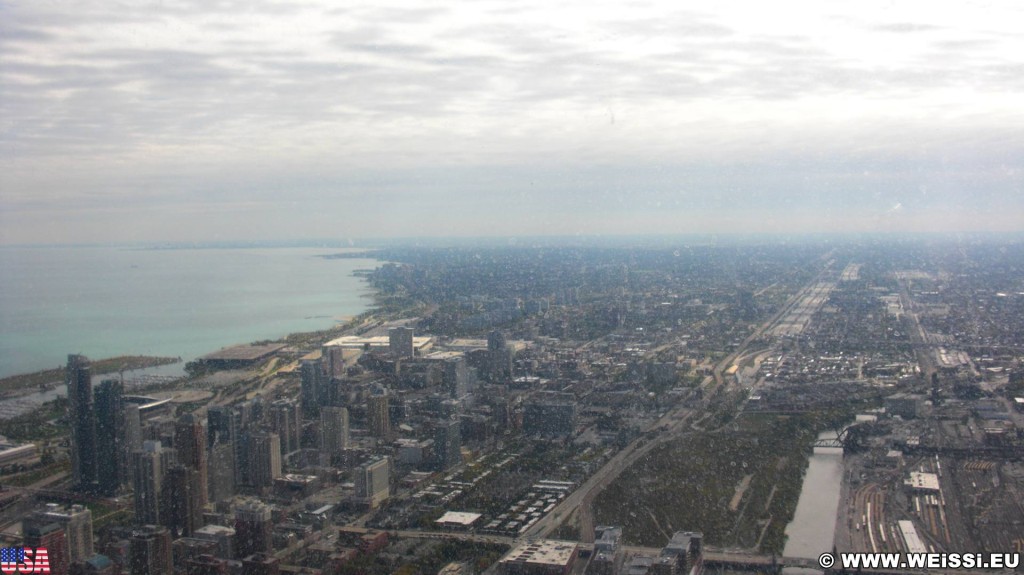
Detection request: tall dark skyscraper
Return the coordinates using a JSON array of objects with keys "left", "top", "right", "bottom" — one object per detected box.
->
[
  {"left": 133, "top": 440, "right": 174, "bottom": 525},
  {"left": 319, "top": 406, "right": 349, "bottom": 466},
  {"left": 163, "top": 464, "right": 204, "bottom": 537},
  {"left": 300, "top": 358, "right": 326, "bottom": 419},
  {"left": 441, "top": 356, "right": 469, "bottom": 399},
  {"left": 389, "top": 326, "right": 415, "bottom": 358},
  {"left": 208, "top": 441, "right": 236, "bottom": 503},
  {"left": 479, "top": 331, "right": 514, "bottom": 382},
  {"left": 433, "top": 418, "right": 462, "bottom": 471},
  {"left": 270, "top": 399, "right": 300, "bottom": 458},
  {"left": 366, "top": 388, "right": 391, "bottom": 440},
  {"left": 67, "top": 354, "right": 98, "bottom": 491},
  {"left": 247, "top": 431, "right": 281, "bottom": 489},
  {"left": 207, "top": 406, "right": 243, "bottom": 490},
  {"left": 487, "top": 330, "right": 507, "bottom": 352},
  {"left": 234, "top": 500, "right": 273, "bottom": 559},
  {"left": 95, "top": 378, "right": 127, "bottom": 496},
  {"left": 206, "top": 406, "right": 239, "bottom": 447},
  {"left": 124, "top": 402, "right": 143, "bottom": 469},
  {"left": 175, "top": 413, "right": 209, "bottom": 508},
  {"left": 129, "top": 525, "right": 173, "bottom": 575}
]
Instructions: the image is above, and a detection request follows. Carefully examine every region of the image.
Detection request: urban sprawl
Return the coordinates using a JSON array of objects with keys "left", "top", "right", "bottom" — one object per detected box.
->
[{"left": 1, "top": 241, "right": 1023, "bottom": 575}]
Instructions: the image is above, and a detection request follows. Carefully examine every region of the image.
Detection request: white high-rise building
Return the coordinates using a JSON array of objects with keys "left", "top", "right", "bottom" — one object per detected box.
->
[{"left": 355, "top": 456, "right": 390, "bottom": 509}]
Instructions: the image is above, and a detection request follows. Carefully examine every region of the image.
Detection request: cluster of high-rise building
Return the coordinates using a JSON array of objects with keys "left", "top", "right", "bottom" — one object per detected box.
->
[
  {"left": 66, "top": 355, "right": 139, "bottom": 496},
  {"left": 48, "top": 323, "right": 589, "bottom": 573},
  {"left": 59, "top": 355, "right": 291, "bottom": 573}
]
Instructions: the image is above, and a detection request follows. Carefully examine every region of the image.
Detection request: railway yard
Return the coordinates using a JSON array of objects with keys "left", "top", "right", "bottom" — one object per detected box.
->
[{"left": 835, "top": 413, "right": 1024, "bottom": 557}]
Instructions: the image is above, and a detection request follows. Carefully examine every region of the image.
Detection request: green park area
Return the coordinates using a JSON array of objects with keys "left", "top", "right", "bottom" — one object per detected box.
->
[{"left": 594, "top": 414, "right": 820, "bottom": 553}]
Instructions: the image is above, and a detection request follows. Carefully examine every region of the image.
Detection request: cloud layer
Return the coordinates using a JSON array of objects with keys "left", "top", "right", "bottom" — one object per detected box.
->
[{"left": 2, "top": 0, "right": 1022, "bottom": 243}]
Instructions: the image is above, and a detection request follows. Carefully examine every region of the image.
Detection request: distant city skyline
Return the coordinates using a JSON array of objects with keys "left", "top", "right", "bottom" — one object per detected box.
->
[{"left": 2, "top": 0, "right": 1022, "bottom": 245}]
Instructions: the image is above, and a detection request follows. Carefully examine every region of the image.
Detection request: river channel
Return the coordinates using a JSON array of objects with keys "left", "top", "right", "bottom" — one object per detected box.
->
[{"left": 782, "top": 432, "right": 845, "bottom": 561}]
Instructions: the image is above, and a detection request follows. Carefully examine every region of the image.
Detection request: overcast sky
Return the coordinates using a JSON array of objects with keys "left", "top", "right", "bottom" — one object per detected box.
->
[{"left": 1, "top": 0, "right": 1022, "bottom": 245}]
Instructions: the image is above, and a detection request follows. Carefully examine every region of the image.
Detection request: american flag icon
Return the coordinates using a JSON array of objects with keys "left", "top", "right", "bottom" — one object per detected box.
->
[{"left": 0, "top": 547, "right": 50, "bottom": 574}]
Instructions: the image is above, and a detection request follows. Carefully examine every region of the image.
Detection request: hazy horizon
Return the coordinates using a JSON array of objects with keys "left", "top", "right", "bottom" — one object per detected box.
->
[
  {"left": 3, "top": 0, "right": 1022, "bottom": 245},
  {"left": 4, "top": 229, "right": 1023, "bottom": 250}
]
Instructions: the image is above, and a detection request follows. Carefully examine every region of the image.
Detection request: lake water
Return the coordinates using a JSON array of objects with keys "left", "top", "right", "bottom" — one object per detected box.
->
[{"left": 0, "top": 245, "right": 379, "bottom": 379}]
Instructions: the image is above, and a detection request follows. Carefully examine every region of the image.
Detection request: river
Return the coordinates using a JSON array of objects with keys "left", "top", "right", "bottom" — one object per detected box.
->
[{"left": 782, "top": 432, "right": 845, "bottom": 561}]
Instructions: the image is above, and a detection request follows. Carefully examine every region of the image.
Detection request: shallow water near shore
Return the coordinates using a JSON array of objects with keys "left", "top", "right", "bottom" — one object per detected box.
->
[{"left": 0, "top": 245, "right": 378, "bottom": 379}]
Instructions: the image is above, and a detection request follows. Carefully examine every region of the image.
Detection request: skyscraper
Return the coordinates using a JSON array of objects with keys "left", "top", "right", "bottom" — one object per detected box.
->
[
  {"left": 129, "top": 525, "right": 173, "bottom": 575},
  {"left": 487, "top": 330, "right": 507, "bottom": 351},
  {"left": 441, "top": 356, "right": 469, "bottom": 398},
  {"left": 206, "top": 406, "right": 239, "bottom": 447},
  {"left": 207, "top": 441, "right": 236, "bottom": 504},
  {"left": 133, "top": 441, "right": 172, "bottom": 525},
  {"left": 247, "top": 432, "right": 281, "bottom": 489},
  {"left": 354, "top": 456, "right": 390, "bottom": 509},
  {"left": 123, "top": 403, "right": 143, "bottom": 479},
  {"left": 433, "top": 418, "right": 462, "bottom": 471},
  {"left": 300, "top": 358, "right": 326, "bottom": 419},
  {"left": 234, "top": 501, "right": 273, "bottom": 559},
  {"left": 163, "top": 464, "right": 204, "bottom": 537},
  {"left": 484, "top": 331, "right": 513, "bottom": 381},
  {"left": 174, "top": 413, "right": 209, "bottom": 508},
  {"left": 22, "top": 523, "right": 68, "bottom": 575},
  {"left": 366, "top": 388, "right": 391, "bottom": 439},
  {"left": 207, "top": 406, "right": 242, "bottom": 491},
  {"left": 319, "top": 406, "right": 349, "bottom": 465},
  {"left": 270, "top": 399, "right": 300, "bottom": 458},
  {"left": 388, "top": 326, "right": 414, "bottom": 359},
  {"left": 95, "top": 379, "right": 127, "bottom": 496},
  {"left": 27, "top": 503, "right": 93, "bottom": 564},
  {"left": 67, "top": 354, "right": 98, "bottom": 491}
]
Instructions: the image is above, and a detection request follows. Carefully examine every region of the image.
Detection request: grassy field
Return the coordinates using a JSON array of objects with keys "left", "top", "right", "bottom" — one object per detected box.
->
[
  {"left": 1, "top": 459, "right": 69, "bottom": 487},
  {"left": 593, "top": 414, "right": 817, "bottom": 553},
  {"left": 0, "top": 397, "right": 69, "bottom": 440}
]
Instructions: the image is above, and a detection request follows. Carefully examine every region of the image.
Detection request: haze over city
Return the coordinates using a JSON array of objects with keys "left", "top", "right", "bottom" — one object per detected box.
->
[
  {"left": 6, "top": 3, "right": 1024, "bottom": 574},
  {"left": 2, "top": 0, "right": 1023, "bottom": 245}
]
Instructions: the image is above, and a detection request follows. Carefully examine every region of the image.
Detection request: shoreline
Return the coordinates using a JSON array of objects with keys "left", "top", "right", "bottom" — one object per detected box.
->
[
  {"left": 0, "top": 308, "right": 386, "bottom": 423},
  {"left": 0, "top": 355, "right": 183, "bottom": 397},
  {"left": 0, "top": 259, "right": 390, "bottom": 420},
  {"left": 0, "top": 245, "right": 384, "bottom": 382}
]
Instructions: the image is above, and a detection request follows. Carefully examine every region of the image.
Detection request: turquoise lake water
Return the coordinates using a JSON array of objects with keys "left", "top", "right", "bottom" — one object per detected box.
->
[{"left": 0, "top": 246, "right": 379, "bottom": 378}]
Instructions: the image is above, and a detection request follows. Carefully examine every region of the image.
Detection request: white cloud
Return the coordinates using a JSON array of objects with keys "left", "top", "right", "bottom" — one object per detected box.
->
[{"left": 1, "top": 0, "right": 1022, "bottom": 243}]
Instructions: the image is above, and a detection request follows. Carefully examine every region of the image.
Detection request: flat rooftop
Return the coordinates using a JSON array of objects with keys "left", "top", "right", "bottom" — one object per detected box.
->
[
  {"left": 904, "top": 471, "right": 940, "bottom": 491},
  {"left": 444, "top": 338, "right": 529, "bottom": 352},
  {"left": 436, "top": 511, "right": 482, "bottom": 526},
  {"left": 898, "top": 520, "right": 928, "bottom": 553},
  {"left": 501, "top": 539, "right": 578, "bottom": 568},
  {"left": 323, "top": 335, "right": 433, "bottom": 350},
  {"left": 422, "top": 351, "right": 465, "bottom": 361}
]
